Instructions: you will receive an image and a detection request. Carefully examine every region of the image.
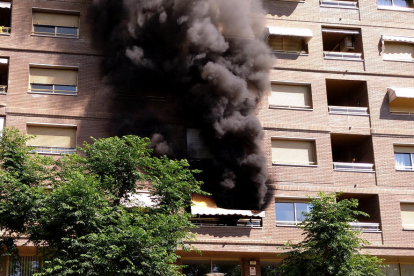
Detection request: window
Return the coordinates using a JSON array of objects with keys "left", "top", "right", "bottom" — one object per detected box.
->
[
  {"left": 394, "top": 145, "right": 414, "bottom": 170},
  {"left": 182, "top": 259, "right": 241, "bottom": 276},
  {"left": 266, "top": 27, "right": 312, "bottom": 54},
  {"left": 320, "top": 0, "right": 358, "bottom": 8},
  {"left": 186, "top": 128, "right": 213, "bottom": 159},
  {"left": 322, "top": 28, "right": 363, "bottom": 60},
  {"left": 0, "top": 57, "right": 8, "bottom": 93},
  {"left": 261, "top": 261, "right": 281, "bottom": 276},
  {"left": 275, "top": 200, "right": 312, "bottom": 226},
  {"left": 271, "top": 139, "right": 316, "bottom": 166},
  {"left": 0, "top": 117, "right": 4, "bottom": 134},
  {"left": 383, "top": 40, "right": 414, "bottom": 62},
  {"left": 32, "top": 11, "right": 79, "bottom": 38},
  {"left": 27, "top": 125, "right": 76, "bottom": 154},
  {"left": 8, "top": 256, "right": 42, "bottom": 276},
  {"left": 401, "top": 203, "right": 414, "bottom": 230},
  {"left": 0, "top": 1, "right": 11, "bottom": 35},
  {"left": 29, "top": 67, "right": 78, "bottom": 95},
  {"left": 388, "top": 88, "right": 414, "bottom": 114},
  {"left": 378, "top": 0, "right": 413, "bottom": 8},
  {"left": 380, "top": 263, "right": 414, "bottom": 276},
  {"left": 269, "top": 83, "right": 312, "bottom": 110}
]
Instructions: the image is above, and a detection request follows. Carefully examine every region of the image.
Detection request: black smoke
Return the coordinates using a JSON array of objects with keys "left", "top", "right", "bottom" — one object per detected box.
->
[{"left": 91, "top": 0, "right": 274, "bottom": 210}]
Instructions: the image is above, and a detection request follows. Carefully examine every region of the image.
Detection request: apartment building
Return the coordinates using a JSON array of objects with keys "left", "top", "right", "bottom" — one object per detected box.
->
[{"left": 0, "top": 0, "right": 414, "bottom": 275}]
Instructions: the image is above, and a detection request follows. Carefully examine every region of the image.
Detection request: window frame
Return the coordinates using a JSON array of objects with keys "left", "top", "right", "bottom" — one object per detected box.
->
[
  {"left": 377, "top": 0, "right": 414, "bottom": 10},
  {"left": 7, "top": 256, "right": 42, "bottom": 276},
  {"left": 32, "top": 24, "right": 79, "bottom": 38},
  {"left": 268, "top": 35, "right": 309, "bottom": 54},
  {"left": 382, "top": 41, "right": 414, "bottom": 63},
  {"left": 269, "top": 81, "right": 313, "bottom": 111},
  {"left": 275, "top": 200, "right": 312, "bottom": 226},
  {"left": 271, "top": 137, "right": 318, "bottom": 167},
  {"left": 394, "top": 144, "right": 414, "bottom": 171}
]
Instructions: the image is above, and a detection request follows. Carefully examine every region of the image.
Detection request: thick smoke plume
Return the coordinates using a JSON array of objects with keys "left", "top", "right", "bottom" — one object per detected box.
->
[{"left": 92, "top": 0, "right": 274, "bottom": 210}]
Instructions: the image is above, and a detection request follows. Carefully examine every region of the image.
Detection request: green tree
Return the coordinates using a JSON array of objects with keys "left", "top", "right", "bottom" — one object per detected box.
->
[
  {"left": 277, "top": 192, "right": 384, "bottom": 276},
  {"left": 0, "top": 127, "right": 204, "bottom": 276}
]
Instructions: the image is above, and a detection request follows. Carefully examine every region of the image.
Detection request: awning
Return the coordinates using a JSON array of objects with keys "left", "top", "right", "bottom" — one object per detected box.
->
[
  {"left": 122, "top": 191, "right": 158, "bottom": 208},
  {"left": 191, "top": 206, "right": 265, "bottom": 217},
  {"left": 322, "top": 28, "right": 359, "bottom": 35},
  {"left": 382, "top": 35, "right": 414, "bottom": 44},
  {"left": 0, "top": 58, "right": 8, "bottom": 64},
  {"left": 388, "top": 87, "right": 414, "bottom": 102},
  {"left": 267, "top": 26, "right": 313, "bottom": 43},
  {"left": 0, "top": 2, "right": 11, "bottom": 8}
]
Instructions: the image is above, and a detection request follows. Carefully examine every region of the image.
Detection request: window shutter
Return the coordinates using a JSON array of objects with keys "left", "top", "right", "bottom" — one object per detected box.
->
[
  {"left": 394, "top": 146, "right": 414, "bottom": 154},
  {"left": 30, "top": 68, "right": 78, "bottom": 86},
  {"left": 27, "top": 126, "right": 76, "bottom": 148},
  {"left": 271, "top": 139, "right": 316, "bottom": 165},
  {"left": 32, "top": 12, "right": 79, "bottom": 28},
  {"left": 401, "top": 203, "right": 414, "bottom": 230},
  {"left": 384, "top": 42, "right": 414, "bottom": 60},
  {"left": 269, "top": 84, "right": 311, "bottom": 108},
  {"left": 186, "top": 129, "right": 213, "bottom": 159},
  {"left": 268, "top": 35, "right": 283, "bottom": 51},
  {"left": 283, "top": 37, "right": 304, "bottom": 53}
]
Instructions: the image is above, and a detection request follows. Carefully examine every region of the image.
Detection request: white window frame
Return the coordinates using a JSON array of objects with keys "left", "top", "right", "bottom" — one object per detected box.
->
[
  {"left": 275, "top": 201, "right": 312, "bottom": 226},
  {"left": 269, "top": 81, "right": 313, "bottom": 111}
]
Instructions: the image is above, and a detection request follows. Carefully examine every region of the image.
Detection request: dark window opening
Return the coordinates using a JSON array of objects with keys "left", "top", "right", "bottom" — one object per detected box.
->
[
  {"left": 0, "top": 58, "right": 9, "bottom": 93},
  {"left": 0, "top": 2, "right": 11, "bottom": 34},
  {"left": 322, "top": 28, "right": 363, "bottom": 60},
  {"left": 326, "top": 79, "right": 369, "bottom": 115}
]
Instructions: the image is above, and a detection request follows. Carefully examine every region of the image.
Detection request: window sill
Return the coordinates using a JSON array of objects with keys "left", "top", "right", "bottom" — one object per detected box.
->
[
  {"left": 273, "top": 51, "right": 309, "bottom": 56},
  {"left": 383, "top": 58, "right": 414, "bottom": 63},
  {"left": 272, "top": 163, "right": 318, "bottom": 168},
  {"left": 329, "top": 112, "right": 369, "bottom": 116},
  {"left": 0, "top": 33, "right": 10, "bottom": 36},
  {"left": 269, "top": 105, "right": 313, "bottom": 111},
  {"left": 403, "top": 228, "right": 414, "bottom": 231},
  {"left": 28, "top": 91, "right": 77, "bottom": 96},
  {"left": 396, "top": 169, "right": 414, "bottom": 172},
  {"left": 276, "top": 224, "right": 301, "bottom": 227},
  {"left": 0, "top": 92, "right": 6, "bottom": 95},
  {"left": 378, "top": 5, "right": 414, "bottom": 12},
  {"left": 320, "top": 4, "right": 359, "bottom": 9},
  {"left": 390, "top": 112, "right": 414, "bottom": 115},
  {"left": 30, "top": 34, "right": 79, "bottom": 39}
]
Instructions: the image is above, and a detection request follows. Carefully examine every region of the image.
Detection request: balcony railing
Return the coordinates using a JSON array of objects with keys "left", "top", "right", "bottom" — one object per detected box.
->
[
  {"left": 31, "top": 146, "right": 76, "bottom": 155},
  {"left": 349, "top": 222, "right": 381, "bottom": 232},
  {"left": 320, "top": 0, "right": 358, "bottom": 7},
  {"left": 0, "top": 26, "right": 10, "bottom": 34},
  {"left": 0, "top": 85, "right": 7, "bottom": 93},
  {"left": 333, "top": 162, "right": 374, "bottom": 172},
  {"left": 329, "top": 106, "right": 368, "bottom": 115},
  {"left": 324, "top": 51, "right": 363, "bottom": 60},
  {"left": 190, "top": 217, "right": 262, "bottom": 228}
]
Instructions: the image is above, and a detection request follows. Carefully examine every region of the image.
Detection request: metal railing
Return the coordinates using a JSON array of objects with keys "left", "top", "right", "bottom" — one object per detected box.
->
[
  {"left": 273, "top": 161, "right": 316, "bottom": 165},
  {"left": 320, "top": 0, "right": 358, "bottom": 7},
  {"left": 324, "top": 51, "right": 363, "bottom": 60},
  {"left": 349, "top": 222, "right": 381, "bottom": 232},
  {"left": 0, "top": 26, "right": 10, "bottom": 34},
  {"left": 31, "top": 146, "right": 76, "bottom": 155},
  {"left": 190, "top": 218, "right": 262, "bottom": 228},
  {"left": 328, "top": 106, "right": 368, "bottom": 115},
  {"left": 0, "top": 85, "right": 7, "bottom": 93},
  {"left": 333, "top": 162, "right": 374, "bottom": 172}
]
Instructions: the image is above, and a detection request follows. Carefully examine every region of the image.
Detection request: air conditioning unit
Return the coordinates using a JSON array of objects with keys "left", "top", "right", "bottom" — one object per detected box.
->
[{"left": 340, "top": 36, "right": 354, "bottom": 52}]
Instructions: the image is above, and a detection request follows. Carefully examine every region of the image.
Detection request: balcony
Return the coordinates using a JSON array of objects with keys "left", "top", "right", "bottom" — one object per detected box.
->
[
  {"left": 0, "top": 2, "right": 11, "bottom": 35},
  {"left": 329, "top": 106, "right": 368, "bottom": 116},
  {"left": 324, "top": 52, "right": 362, "bottom": 60},
  {"left": 349, "top": 222, "right": 380, "bottom": 232},
  {"left": 333, "top": 162, "right": 374, "bottom": 172},
  {"left": 320, "top": 0, "right": 358, "bottom": 7}
]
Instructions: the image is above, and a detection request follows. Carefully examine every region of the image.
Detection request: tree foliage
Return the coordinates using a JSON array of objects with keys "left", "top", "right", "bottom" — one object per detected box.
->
[
  {"left": 277, "top": 192, "right": 384, "bottom": 276},
  {"left": 0, "top": 127, "right": 204, "bottom": 276}
]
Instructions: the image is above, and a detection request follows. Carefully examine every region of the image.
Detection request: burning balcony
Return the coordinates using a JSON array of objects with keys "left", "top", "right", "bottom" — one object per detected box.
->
[
  {"left": 331, "top": 134, "right": 375, "bottom": 172},
  {"left": 338, "top": 193, "right": 381, "bottom": 233},
  {"left": 0, "top": 2, "right": 11, "bottom": 35},
  {"left": 322, "top": 28, "right": 363, "bottom": 60},
  {"left": 0, "top": 58, "right": 9, "bottom": 93},
  {"left": 190, "top": 194, "right": 264, "bottom": 228}
]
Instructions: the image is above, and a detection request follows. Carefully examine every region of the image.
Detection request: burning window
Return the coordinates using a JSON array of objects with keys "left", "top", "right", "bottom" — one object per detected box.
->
[
  {"left": 275, "top": 199, "right": 312, "bottom": 226},
  {"left": 0, "top": 57, "right": 8, "bottom": 93},
  {"left": 322, "top": 28, "right": 363, "bottom": 60},
  {"left": 266, "top": 27, "right": 312, "bottom": 54},
  {"left": 29, "top": 66, "right": 78, "bottom": 95},
  {"left": 0, "top": 1, "right": 11, "bottom": 35},
  {"left": 271, "top": 138, "right": 317, "bottom": 166},
  {"left": 32, "top": 11, "right": 79, "bottom": 38},
  {"left": 382, "top": 35, "right": 414, "bottom": 62},
  {"left": 269, "top": 82, "right": 312, "bottom": 110},
  {"left": 27, "top": 125, "right": 77, "bottom": 155}
]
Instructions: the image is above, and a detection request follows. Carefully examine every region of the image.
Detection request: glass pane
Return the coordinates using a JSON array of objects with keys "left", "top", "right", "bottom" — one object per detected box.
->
[
  {"left": 402, "top": 264, "right": 414, "bottom": 276},
  {"left": 378, "top": 0, "right": 393, "bottom": 5},
  {"left": 284, "top": 37, "right": 305, "bottom": 53},
  {"left": 268, "top": 35, "right": 283, "bottom": 51},
  {"left": 381, "top": 264, "right": 401, "bottom": 276},
  {"left": 8, "top": 256, "right": 42, "bottom": 276},
  {"left": 261, "top": 261, "right": 281, "bottom": 276},
  {"left": 395, "top": 153, "right": 412, "bottom": 170},
  {"left": 393, "top": 0, "right": 413, "bottom": 7},
  {"left": 54, "top": 85, "right": 77, "bottom": 94},
  {"left": 212, "top": 260, "right": 241, "bottom": 276},
  {"left": 275, "top": 203, "right": 295, "bottom": 223},
  {"left": 56, "top": 27, "right": 78, "bottom": 36},
  {"left": 296, "top": 203, "right": 311, "bottom": 222},
  {"left": 182, "top": 260, "right": 211, "bottom": 276},
  {"left": 31, "top": 84, "right": 53, "bottom": 92},
  {"left": 33, "top": 25, "right": 55, "bottom": 34}
]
